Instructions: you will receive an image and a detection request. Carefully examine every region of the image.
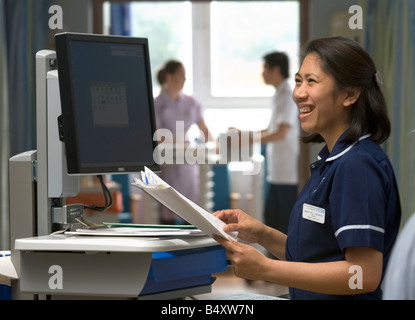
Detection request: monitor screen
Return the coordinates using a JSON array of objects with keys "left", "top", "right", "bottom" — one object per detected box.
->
[{"left": 55, "top": 33, "right": 159, "bottom": 175}]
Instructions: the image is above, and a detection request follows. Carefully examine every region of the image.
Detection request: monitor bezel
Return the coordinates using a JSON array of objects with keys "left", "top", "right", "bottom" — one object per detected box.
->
[{"left": 55, "top": 32, "right": 159, "bottom": 175}]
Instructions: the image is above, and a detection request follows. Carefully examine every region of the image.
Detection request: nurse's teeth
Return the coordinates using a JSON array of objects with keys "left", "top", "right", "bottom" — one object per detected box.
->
[{"left": 300, "top": 107, "right": 312, "bottom": 114}]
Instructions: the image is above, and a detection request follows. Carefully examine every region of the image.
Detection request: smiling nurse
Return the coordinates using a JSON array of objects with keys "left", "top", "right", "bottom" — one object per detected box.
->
[
  {"left": 295, "top": 52, "right": 356, "bottom": 151},
  {"left": 213, "top": 37, "right": 401, "bottom": 300}
]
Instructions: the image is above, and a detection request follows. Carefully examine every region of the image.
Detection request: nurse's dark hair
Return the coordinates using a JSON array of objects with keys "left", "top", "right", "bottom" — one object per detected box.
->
[
  {"left": 157, "top": 60, "right": 183, "bottom": 85},
  {"left": 300, "top": 37, "right": 390, "bottom": 145}
]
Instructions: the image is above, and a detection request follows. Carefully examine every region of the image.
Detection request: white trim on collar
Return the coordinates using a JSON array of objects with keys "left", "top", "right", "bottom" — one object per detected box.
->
[{"left": 317, "top": 134, "right": 372, "bottom": 162}]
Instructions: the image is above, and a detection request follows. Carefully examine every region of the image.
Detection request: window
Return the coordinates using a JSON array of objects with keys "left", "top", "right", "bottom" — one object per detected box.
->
[
  {"left": 210, "top": 1, "right": 299, "bottom": 98},
  {"left": 104, "top": 1, "right": 193, "bottom": 95},
  {"left": 103, "top": 1, "right": 300, "bottom": 132}
]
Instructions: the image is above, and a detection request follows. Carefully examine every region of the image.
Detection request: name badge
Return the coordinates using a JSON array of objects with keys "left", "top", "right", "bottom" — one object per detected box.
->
[{"left": 302, "top": 203, "right": 325, "bottom": 224}]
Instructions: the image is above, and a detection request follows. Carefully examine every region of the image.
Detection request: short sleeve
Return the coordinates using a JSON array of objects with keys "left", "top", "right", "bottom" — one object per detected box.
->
[
  {"left": 329, "top": 153, "right": 388, "bottom": 253},
  {"left": 153, "top": 94, "right": 164, "bottom": 128},
  {"left": 192, "top": 97, "right": 204, "bottom": 125}
]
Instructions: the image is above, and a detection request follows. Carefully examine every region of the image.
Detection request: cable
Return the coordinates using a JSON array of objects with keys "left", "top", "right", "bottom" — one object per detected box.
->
[
  {"left": 83, "top": 175, "right": 113, "bottom": 212},
  {"left": 50, "top": 228, "right": 69, "bottom": 236}
]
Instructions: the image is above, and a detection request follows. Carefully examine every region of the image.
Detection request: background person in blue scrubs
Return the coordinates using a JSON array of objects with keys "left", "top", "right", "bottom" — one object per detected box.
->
[{"left": 214, "top": 37, "right": 401, "bottom": 300}]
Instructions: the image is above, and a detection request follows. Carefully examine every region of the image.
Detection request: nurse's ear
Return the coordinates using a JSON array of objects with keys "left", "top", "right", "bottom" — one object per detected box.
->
[{"left": 343, "top": 87, "right": 361, "bottom": 107}]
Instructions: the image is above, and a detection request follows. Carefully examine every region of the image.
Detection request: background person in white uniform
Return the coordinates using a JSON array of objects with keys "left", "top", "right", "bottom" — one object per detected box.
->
[{"left": 261, "top": 52, "right": 299, "bottom": 234}]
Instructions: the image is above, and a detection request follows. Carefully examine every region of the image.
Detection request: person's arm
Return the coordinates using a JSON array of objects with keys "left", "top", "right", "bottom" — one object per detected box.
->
[
  {"left": 197, "top": 120, "right": 214, "bottom": 142},
  {"left": 214, "top": 208, "right": 383, "bottom": 295},
  {"left": 260, "top": 123, "right": 291, "bottom": 144},
  {"left": 214, "top": 236, "right": 383, "bottom": 295},
  {"left": 236, "top": 122, "right": 290, "bottom": 145},
  {"left": 266, "top": 246, "right": 382, "bottom": 295},
  {"left": 213, "top": 209, "right": 287, "bottom": 260}
]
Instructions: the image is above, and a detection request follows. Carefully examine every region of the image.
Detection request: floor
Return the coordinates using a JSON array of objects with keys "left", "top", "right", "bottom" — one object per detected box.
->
[{"left": 194, "top": 268, "right": 289, "bottom": 300}]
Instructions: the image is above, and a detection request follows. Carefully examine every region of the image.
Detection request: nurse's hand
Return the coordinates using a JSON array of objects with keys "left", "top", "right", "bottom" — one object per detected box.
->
[
  {"left": 213, "top": 234, "right": 268, "bottom": 281},
  {"left": 213, "top": 209, "right": 265, "bottom": 244}
]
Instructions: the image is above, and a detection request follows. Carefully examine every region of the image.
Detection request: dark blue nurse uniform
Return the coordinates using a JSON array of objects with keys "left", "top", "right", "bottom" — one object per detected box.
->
[{"left": 286, "top": 132, "right": 401, "bottom": 300}]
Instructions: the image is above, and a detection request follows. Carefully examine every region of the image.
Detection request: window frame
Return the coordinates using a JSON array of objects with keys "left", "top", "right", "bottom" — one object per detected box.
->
[
  {"left": 192, "top": 1, "right": 271, "bottom": 110},
  {"left": 94, "top": 0, "right": 302, "bottom": 110}
]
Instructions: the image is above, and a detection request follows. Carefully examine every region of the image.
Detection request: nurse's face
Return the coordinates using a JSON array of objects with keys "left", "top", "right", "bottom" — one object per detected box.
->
[{"left": 293, "top": 53, "right": 352, "bottom": 148}]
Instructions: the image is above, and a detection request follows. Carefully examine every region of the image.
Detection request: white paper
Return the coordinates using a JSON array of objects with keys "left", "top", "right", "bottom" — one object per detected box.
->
[
  {"left": 67, "top": 227, "right": 204, "bottom": 237},
  {"left": 132, "top": 167, "right": 238, "bottom": 241},
  {"left": 0, "top": 254, "right": 18, "bottom": 286}
]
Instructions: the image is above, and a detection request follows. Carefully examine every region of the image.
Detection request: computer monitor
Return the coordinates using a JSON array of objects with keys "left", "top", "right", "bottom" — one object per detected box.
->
[{"left": 55, "top": 32, "right": 159, "bottom": 175}]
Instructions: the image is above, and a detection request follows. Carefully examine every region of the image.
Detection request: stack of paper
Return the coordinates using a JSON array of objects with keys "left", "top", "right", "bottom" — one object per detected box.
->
[
  {"left": 132, "top": 167, "right": 238, "bottom": 241},
  {"left": 70, "top": 226, "right": 204, "bottom": 237},
  {"left": 0, "top": 252, "right": 18, "bottom": 286}
]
